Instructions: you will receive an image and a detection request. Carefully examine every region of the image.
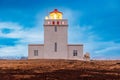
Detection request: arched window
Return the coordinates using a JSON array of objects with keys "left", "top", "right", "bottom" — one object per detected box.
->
[
  {"left": 52, "top": 21, "right": 55, "bottom": 25},
  {"left": 57, "top": 21, "right": 59, "bottom": 25}
]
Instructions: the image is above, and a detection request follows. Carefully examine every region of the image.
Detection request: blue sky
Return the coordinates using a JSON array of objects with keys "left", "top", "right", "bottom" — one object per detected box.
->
[{"left": 0, "top": 0, "right": 120, "bottom": 59}]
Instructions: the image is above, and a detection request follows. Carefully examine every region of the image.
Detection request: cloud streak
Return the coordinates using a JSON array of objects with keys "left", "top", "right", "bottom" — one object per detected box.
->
[{"left": 0, "top": 21, "right": 43, "bottom": 57}]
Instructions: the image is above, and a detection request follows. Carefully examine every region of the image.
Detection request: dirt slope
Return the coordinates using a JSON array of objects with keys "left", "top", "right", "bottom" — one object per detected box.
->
[{"left": 0, "top": 59, "right": 120, "bottom": 80}]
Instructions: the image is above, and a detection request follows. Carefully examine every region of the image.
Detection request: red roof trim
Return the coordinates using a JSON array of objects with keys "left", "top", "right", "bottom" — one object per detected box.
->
[{"left": 50, "top": 9, "right": 62, "bottom": 14}]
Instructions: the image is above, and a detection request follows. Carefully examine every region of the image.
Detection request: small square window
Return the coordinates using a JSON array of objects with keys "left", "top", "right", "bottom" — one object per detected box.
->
[
  {"left": 73, "top": 50, "right": 77, "bottom": 56},
  {"left": 34, "top": 50, "right": 38, "bottom": 56}
]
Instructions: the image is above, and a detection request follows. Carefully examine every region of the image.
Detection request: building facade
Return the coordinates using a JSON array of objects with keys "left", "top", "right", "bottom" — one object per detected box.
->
[{"left": 28, "top": 9, "right": 84, "bottom": 60}]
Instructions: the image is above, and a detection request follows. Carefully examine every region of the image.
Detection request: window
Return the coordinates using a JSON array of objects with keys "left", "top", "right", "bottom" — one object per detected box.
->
[
  {"left": 34, "top": 50, "right": 38, "bottom": 56},
  {"left": 55, "top": 26, "right": 57, "bottom": 32},
  {"left": 55, "top": 42, "right": 57, "bottom": 52},
  {"left": 52, "top": 21, "right": 55, "bottom": 25},
  {"left": 73, "top": 50, "right": 77, "bottom": 56},
  {"left": 57, "top": 21, "right": 59, "bottom": 25}
]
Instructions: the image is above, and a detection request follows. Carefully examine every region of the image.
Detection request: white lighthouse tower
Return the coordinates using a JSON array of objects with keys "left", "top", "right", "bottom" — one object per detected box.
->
[
  {"left": 28, "top": 9, "right": 84, "bottom": 60},
  {"left": 44, "top": 9, "right": 68, "bottom": 59}
]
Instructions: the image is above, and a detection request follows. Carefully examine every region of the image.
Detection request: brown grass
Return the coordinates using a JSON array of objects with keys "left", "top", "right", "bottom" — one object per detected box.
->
[{"left": 0, "top": 59, "right": 120, "bottom": 80}]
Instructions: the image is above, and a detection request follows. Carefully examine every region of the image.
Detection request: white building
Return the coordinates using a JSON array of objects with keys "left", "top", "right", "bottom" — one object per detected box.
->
[{"left": 28, "top": 9, "right": 84, "bottom": 60}]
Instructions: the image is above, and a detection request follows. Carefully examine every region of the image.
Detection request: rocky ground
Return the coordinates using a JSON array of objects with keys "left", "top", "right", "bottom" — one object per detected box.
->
[{"left": 0, "top": 59, "right": 120, "bottom": 80}]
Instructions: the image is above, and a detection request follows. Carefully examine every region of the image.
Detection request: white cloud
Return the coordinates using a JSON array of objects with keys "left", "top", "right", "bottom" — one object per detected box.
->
[
  {"left": 0, "top": 22, "right": 44, "bottom": 57},
  {"left": 68, "top": 25, "right": 96, "bottom": 43},
  {"left": 0, "top": 44, "right": 27, "bottom": 57},
  {"left": 94, "top": 42, "right": 120, "bottom": 54},
  {"left": 62, "top": 8, "right": 82, "bottom": 25},
  {"left": 0, "top": 22, "right": 44, "bottom": 43},
  {"left": 0, "top": 22, "right": 21, "bottom": 30}
]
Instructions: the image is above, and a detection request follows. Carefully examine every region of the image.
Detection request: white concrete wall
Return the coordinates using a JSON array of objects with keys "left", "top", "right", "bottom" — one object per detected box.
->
[
  {"left": 28, "top": 44, "right": 44, "bottom": 59},
  {"left": 44, "top": 19, "right": 68, "bottom": 59},
  {"left": 68, "top": 44, "right": 83, "bottom": 60}
]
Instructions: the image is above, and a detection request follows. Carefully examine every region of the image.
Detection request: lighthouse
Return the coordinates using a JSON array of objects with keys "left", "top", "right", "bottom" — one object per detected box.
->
[{"left": 28, "top": 9, "right": 84, "bottom": 60}]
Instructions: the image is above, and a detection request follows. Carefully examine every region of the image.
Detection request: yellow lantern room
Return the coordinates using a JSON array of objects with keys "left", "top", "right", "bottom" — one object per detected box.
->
[{"left": 45, "top": 9, "right": 63, "bottom": 20}]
